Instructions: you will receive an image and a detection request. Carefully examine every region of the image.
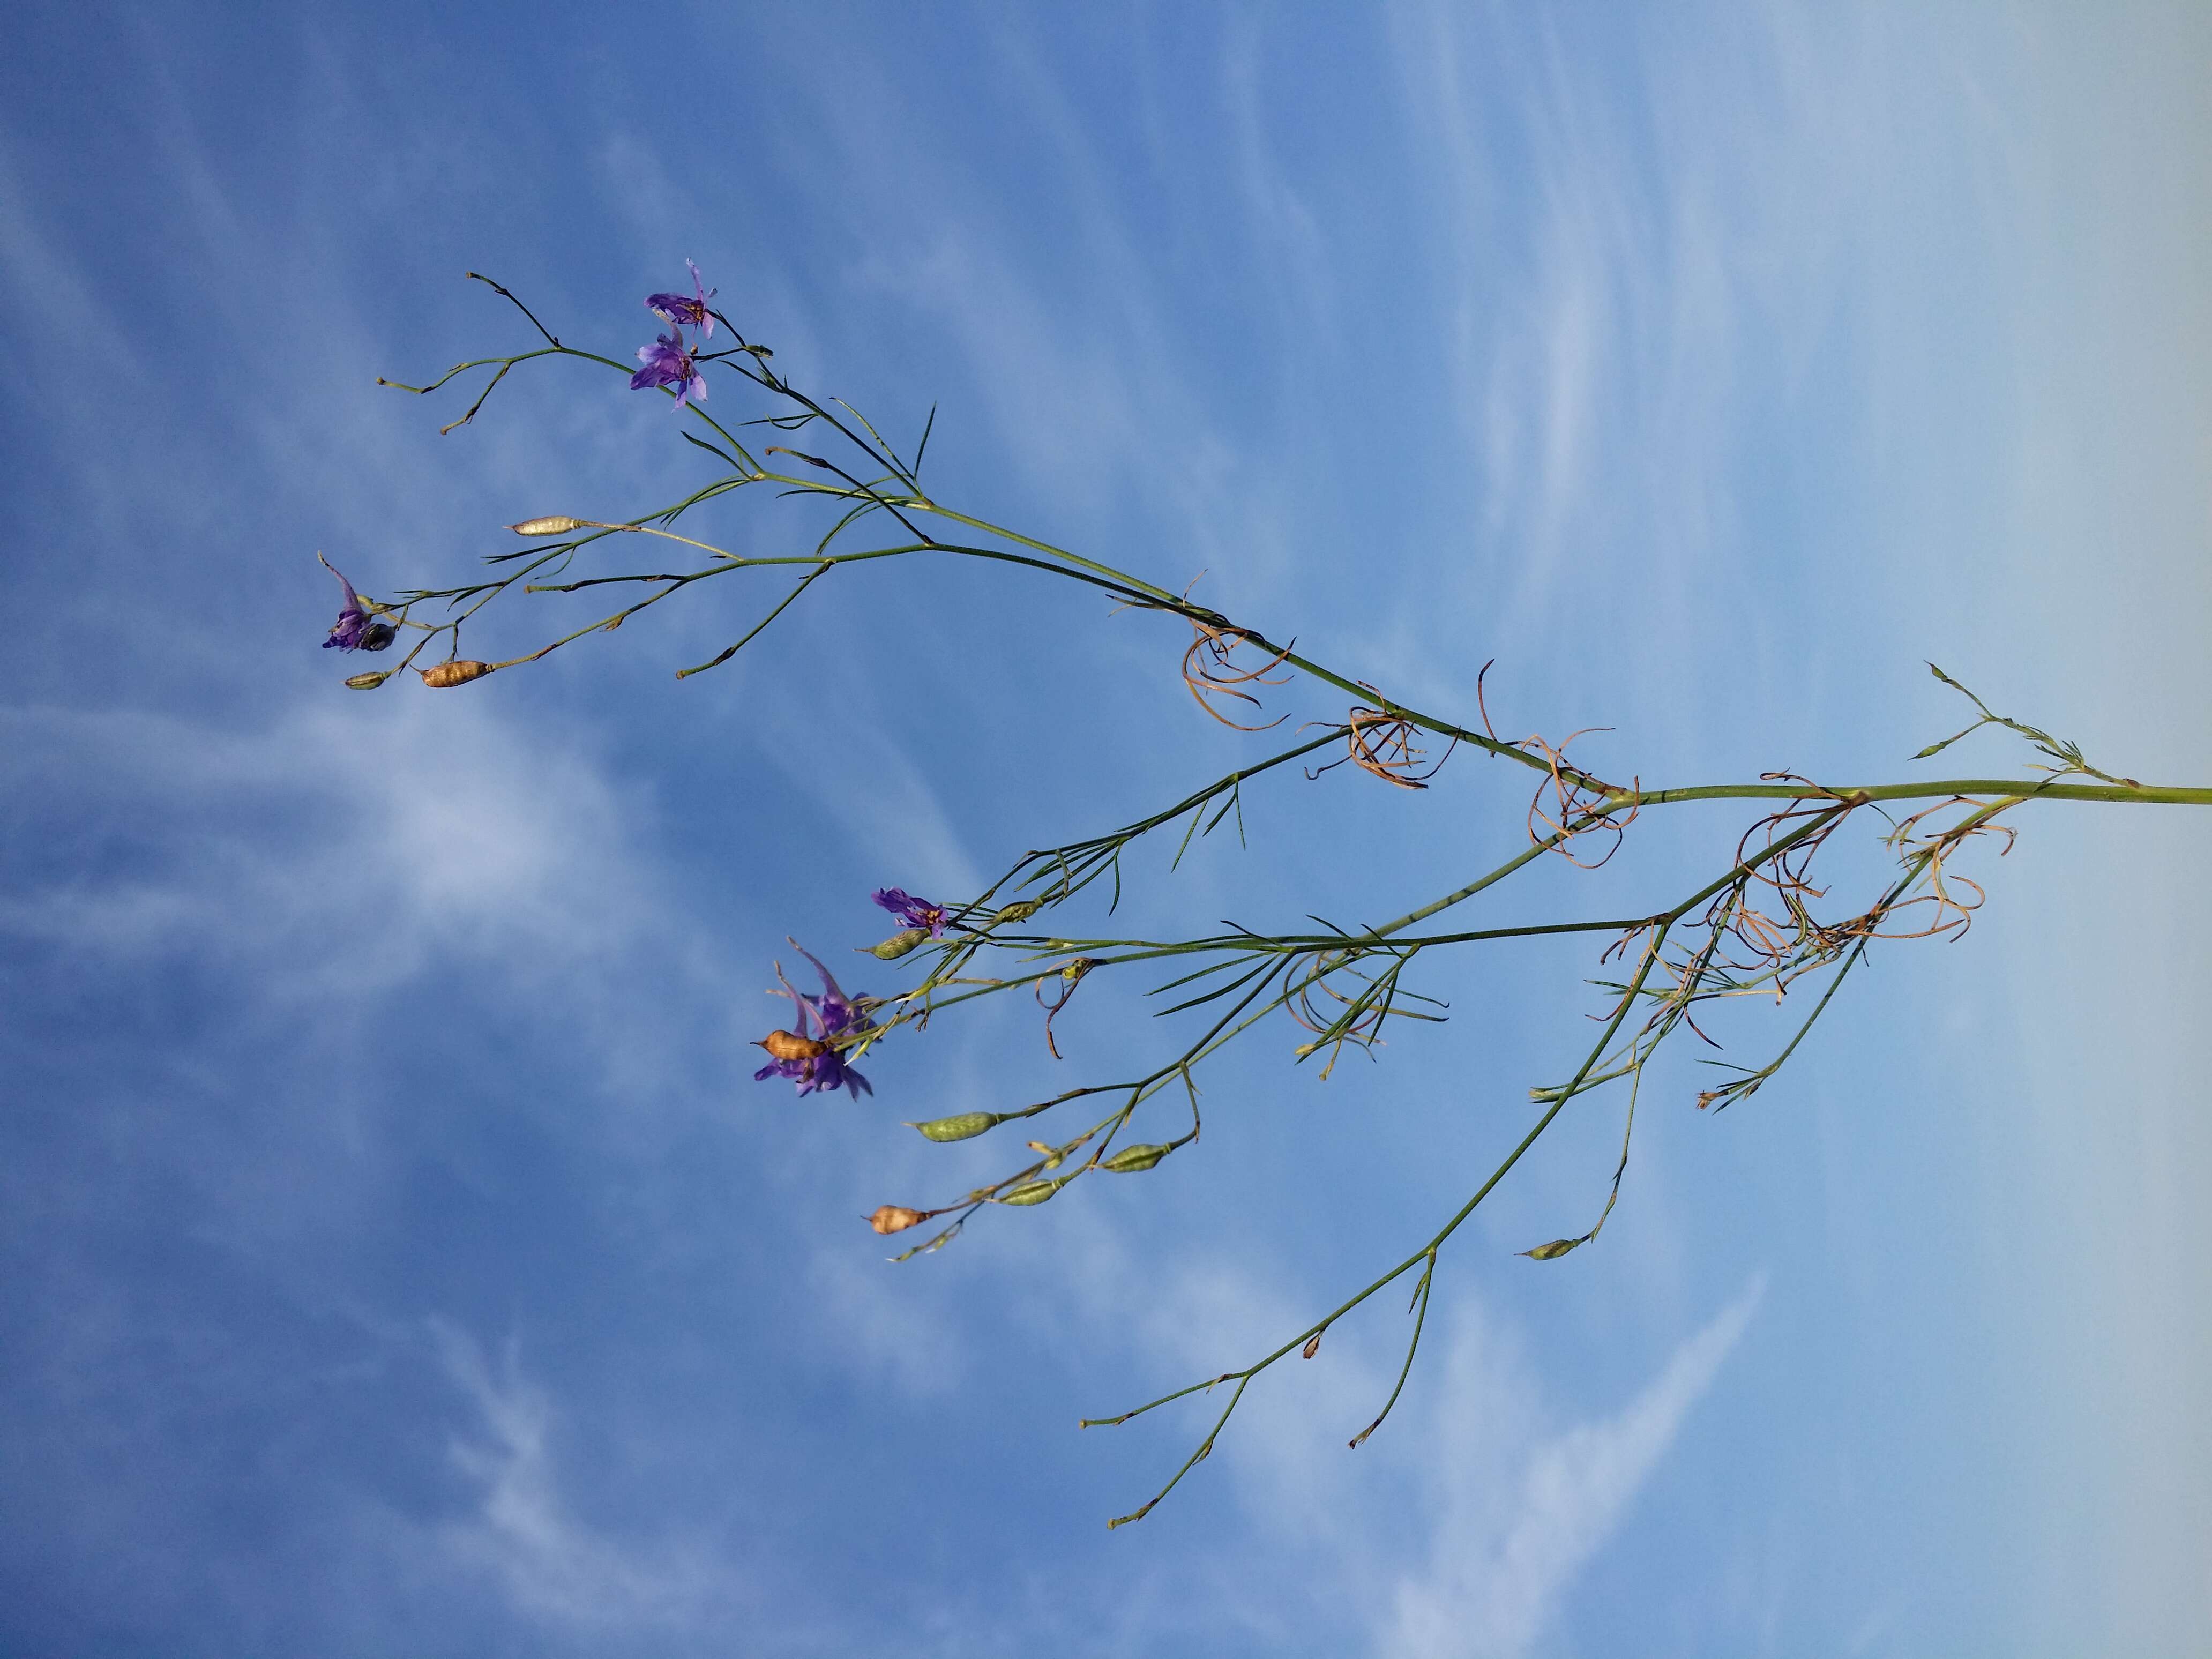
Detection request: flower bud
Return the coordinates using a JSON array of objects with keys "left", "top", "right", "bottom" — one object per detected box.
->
[
  {"left": 992, "top": 900, "right": 1043, "bottom": 925},
  {"left": 508, "top": 517, "right": 589, "bottom": 536},
  {"left": 907, "top": 1111, "right": 1001, "bottom": 1142},
  {"left": 868, "top": 1205, "right": 925, "bottom": 1235},
  {"left": 419, "top": 660, "right": 494, "bottom": 689},
  {"left": 1101, "top": 1143, "right": 1169, "bottom": 1174},
  {"left": 1026, "top": 1140, "right": 1064, "bottom": 1169},
  {"left": 759, "top": 1029, "right": 829, "bottom": 1061},
  {"left": 868, "top": 928, "right": 930, "bottom": 960},
  {"left": 344, "top": 670, "right": 394, "bottom": 690},
  {"left": 1000, "top": 1177, "right": 1065, "bottom": 1207}
]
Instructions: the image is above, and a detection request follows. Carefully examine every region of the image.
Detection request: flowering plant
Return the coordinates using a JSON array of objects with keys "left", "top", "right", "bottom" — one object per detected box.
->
[{"left": 338, "top": 267, "right": 2212, "bottom": 1527}]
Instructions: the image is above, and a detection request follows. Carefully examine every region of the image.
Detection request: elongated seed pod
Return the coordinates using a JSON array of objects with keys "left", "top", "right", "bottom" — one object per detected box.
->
[
  {"left": 868, "top": 1205, "right": 925, "bottom": 1235},
  {"left": 507, "top": 517, "right": 588, "bottom": 536},
  {"left": 419, "top": 660, "right": 493, "bottom": 689},
  {"left": 344, "top": 671, "right": 393, "bottom": 690},
  {"left": 1101, "top": 1144, "right": 1169, "bottom": 1174},
  {"left": 908, "top": 1111, "right": 1001, "bottom": 1142},
  {"left": 869, "top": 928, "right": 930, "bottom": 960},
  {"left": 759, "top": 1029, "right": 829, "bottom": 1061},
  {"left": 992, "top": 900, "right": 1043, "bottom": 925},
  {"left": 1520, "top": 1237, "right": 1581, "bottom": 1261},
  {"left": 1000, "top": 1178, "right": 1063, "bottom": 1207}
]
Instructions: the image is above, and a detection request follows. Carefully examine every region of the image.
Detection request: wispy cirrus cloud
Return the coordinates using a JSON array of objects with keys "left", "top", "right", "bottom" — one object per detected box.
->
[
  {"left": 1387, "top": 1276, "right": 1766, "bottom": 1658},
  {"left": 0, "top": 700, "right": 662, "bottom": 997},
  {"left": 421, "top": 1319, "right": 743, "bottom": 1632}
]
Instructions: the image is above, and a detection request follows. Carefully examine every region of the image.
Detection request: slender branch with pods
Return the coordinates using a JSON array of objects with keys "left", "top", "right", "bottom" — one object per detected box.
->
[{"left": 327, "top": 269, "right": 2212, "bottom": 1527}]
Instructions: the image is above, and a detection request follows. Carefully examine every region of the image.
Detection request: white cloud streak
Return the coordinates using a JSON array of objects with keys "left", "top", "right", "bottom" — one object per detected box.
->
[
  {"left": 0, "top": 699, "right": 660, "bottom": 1000},
  {"left": 1388, "top": 1276, "right": 1765, "bottom": 1659},
  {"left": 425, "top": 1319, "right": 734, "bottom": 1632}
]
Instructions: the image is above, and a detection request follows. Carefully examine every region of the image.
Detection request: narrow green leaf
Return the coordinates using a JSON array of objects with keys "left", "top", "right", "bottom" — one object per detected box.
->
[
  {"left": 681, "top": 430, "right": 741, "bottom": 469},
  {"left": 914, "top": 402, "right": 937, "bottom": 476}
]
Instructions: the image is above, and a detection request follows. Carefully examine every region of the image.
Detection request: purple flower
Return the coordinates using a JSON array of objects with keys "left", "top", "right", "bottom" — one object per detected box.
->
[
  {"left": 631, "top": 328, "right": 707, "bottom": 408},
  {"left": 646, "top": 259, "right": 717, "bottom": 340},
  {"left": 872, "top": 887, "right": 947, "bottom": 937},
  {"left": 319, "top": 555, "right": 392, "bottom": 651},
  {"left": 754, "top": 945, "right": 875, "bottom": 1100}
]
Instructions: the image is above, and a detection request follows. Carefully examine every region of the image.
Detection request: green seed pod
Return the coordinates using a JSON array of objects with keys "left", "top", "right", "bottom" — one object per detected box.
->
[
  {"left": 508, "top": 517, "right": 589, "bottom": 536},
  {"left": 992, "top": 899, "right": 1043, "bottom": 925},
  {"left": 1520, "top": 1237, "right": 1582, "bottom": 1261},
  {"left": 908, "top": 1111, "right": 1002, "bottom": 1143},
  {"left": 1101, "top": 1144, "right": 1169, "bottom": 1174},
  {"left": 1000, "top": 1177, "right": 1065, "bottom": 1207},
  {"left": 868, "top": 928, "right": 930, "bottom": 960},
  {"left": 343, "top": 670, "right": 394, "bottom": 690}
]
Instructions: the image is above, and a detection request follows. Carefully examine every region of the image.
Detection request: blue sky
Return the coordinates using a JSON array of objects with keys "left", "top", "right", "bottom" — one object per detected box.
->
[{"left": 3, "top": 3, "right": 2208, "bottom": 1654}]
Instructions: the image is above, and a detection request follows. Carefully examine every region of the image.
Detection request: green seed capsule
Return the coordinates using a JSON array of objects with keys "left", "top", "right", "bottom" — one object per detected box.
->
[
  {"left": 908, "top": 1111, "right": 1002, "bottom": 1143},
  {"left": 1102, "top": 1144, "right": 1169, "bottom": 1173},
  {"left": 508, "top": 517, "right": 589, "bottom": 536},
  {"left": 343, "top": 671, "right": 394, "bottom": 690},
  {"left": 1520, "top": 1237, "right": 1582, "bottom": 1261},
  {"left": 1000, "top": 1178, "right": 1063, "bottom": 1206},
  {"left": 992, "top": 900, "right": 1043, "bottom": 925},
  {"left": 869, "top": 928, "right": 930, "bottom": 960}
]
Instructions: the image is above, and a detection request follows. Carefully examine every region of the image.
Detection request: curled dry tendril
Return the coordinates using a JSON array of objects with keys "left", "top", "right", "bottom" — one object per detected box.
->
[
  {"left": 1180, "top": 600, "right": 1295, "bottom": 731},
  {"left": 1477, "top": 660, "right": 1639, "bottom": 865},
  {"left": 1303, "top": 684, "right": 1460, "bottom": 789}
]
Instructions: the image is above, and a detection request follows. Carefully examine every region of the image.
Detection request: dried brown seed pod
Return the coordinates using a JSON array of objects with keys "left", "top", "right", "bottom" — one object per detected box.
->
[
  {"left": 868, "top": 1205, "right": 925, "bottom": 1235},
  {"left": 507, "top": 517, "right": 589, "bottom": 536},
  {"left": 418, "top": 660, "right": 494, "bottom": 689},
  {"left": 759, "top": 1029, "right": 829, "bottom": 1061}
]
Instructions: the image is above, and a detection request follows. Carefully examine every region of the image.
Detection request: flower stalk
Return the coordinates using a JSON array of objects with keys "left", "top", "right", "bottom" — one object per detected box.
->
[{"left": 348, "top": 270, "right": 2212, "bottom": 1528}]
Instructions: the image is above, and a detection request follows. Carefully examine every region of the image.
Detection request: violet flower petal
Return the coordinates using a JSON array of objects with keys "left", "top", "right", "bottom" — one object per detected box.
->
[
  {"left": 319, "top": 555, "right": 371, "bottom": 650},
  {"left": 645, "top": 260, "right": 718, "bottom": 340},
  {"left": 872, "top": 887, "right": 947, "bottom": 936}
]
